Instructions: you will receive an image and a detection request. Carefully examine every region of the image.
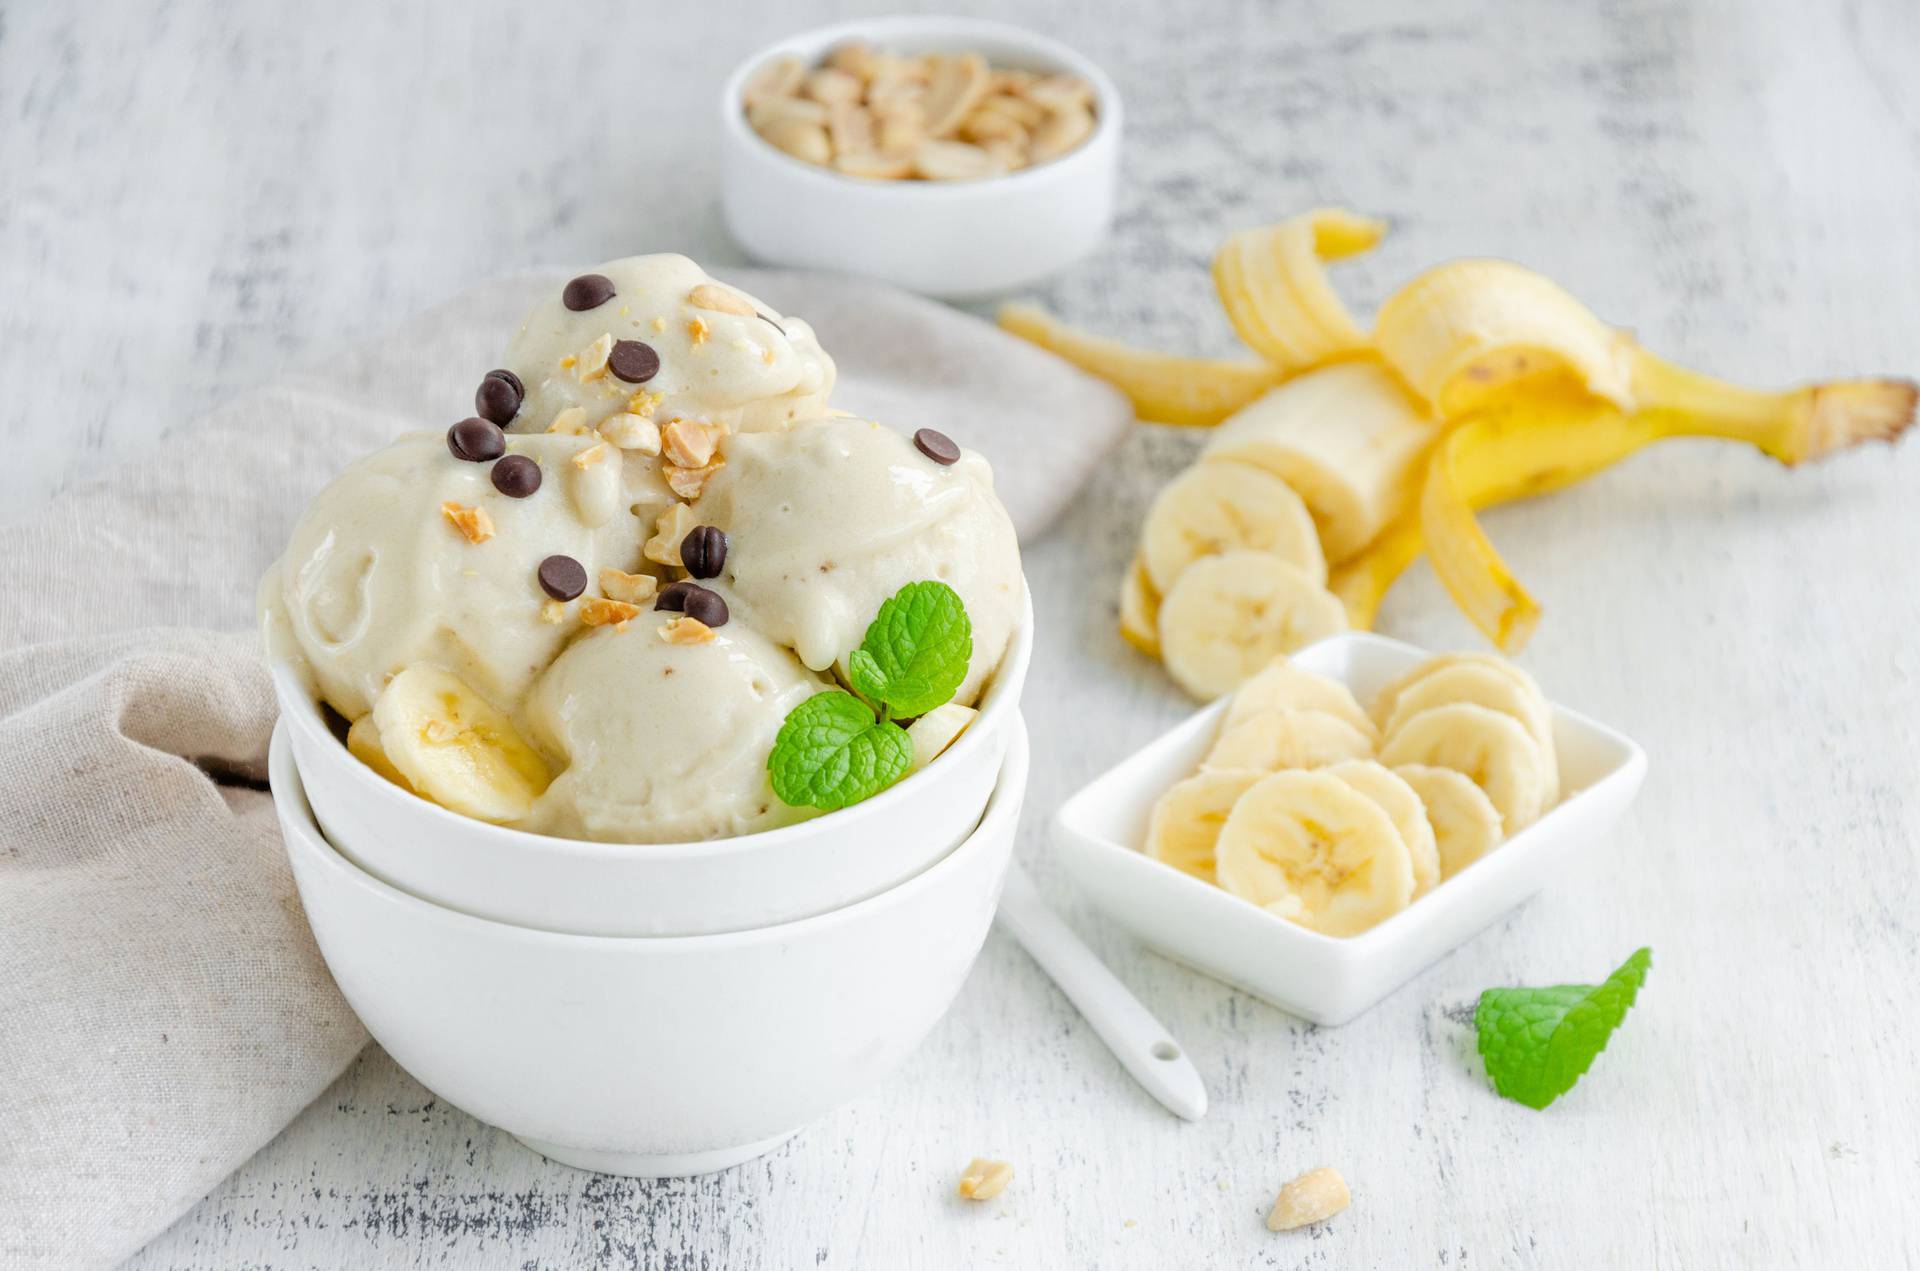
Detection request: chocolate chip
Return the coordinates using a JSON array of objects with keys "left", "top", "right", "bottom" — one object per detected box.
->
[
  {"left": 475, "top": 373, "right": 522, "bottom": 425},
  {"left": 681, "top": 525, "right": 728, "bottom": 579},
  {"left": 654, "top": 580, "right": 696, "bottom": 612},
  {"left": 537, "top": 554, "right": 587, "bottom": 601},
  {"left": 608, "top": 339, "right": 660, "bottom": 384},
  {"left": 447, "top": 416, "right": 506, "bottom": 462},
  {"left": 681, "top": 585, "right": 729, "bottom": 629},
  {"left": 491, "top": 453, "right": 541, "bottom": 498},
  {"left": 485, "top": 367, "right": 524, "bottom": 397},
  {"left": 913, "top": 428, "right": 960, "bottom": 465},
  {"left": 562, "top": 273, "right": 616, "bottom": 311}
]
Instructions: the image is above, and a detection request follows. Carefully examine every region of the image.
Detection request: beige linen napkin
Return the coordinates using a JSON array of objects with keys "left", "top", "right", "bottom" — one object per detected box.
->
[{"left": 0, "top": 270, "right": 1128, "bottom": 1270}]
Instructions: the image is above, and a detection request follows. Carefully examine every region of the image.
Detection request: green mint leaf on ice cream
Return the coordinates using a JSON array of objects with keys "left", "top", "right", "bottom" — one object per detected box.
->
[
  {"left": 767, "top": 693, "right": 913, "bottom": 812},
  {"left": 1475, "top": 947, "right": 1651, "bottom": 1110},
  {"left": 847, "top": 581, "right": 973, "bottom": 719},
  {"left": 768, "top": 581, "right": 974, "bottom": 811}
]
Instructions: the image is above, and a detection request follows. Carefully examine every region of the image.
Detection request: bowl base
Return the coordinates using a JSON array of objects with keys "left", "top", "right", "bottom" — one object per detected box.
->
[{"left": 513, "top": 1128, "right": 801, "bottom": 1178}]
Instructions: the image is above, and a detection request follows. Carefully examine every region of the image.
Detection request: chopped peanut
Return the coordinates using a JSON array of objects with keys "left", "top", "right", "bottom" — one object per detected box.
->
[
  {"left": 441, "top": 501, "right": 494, "bottom": 544},
  {"left": 957, "top": 1158, "right": 1014, "bottom": 1201}
]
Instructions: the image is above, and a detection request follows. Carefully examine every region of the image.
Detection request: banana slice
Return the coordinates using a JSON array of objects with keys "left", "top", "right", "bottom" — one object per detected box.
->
[
  {"left": 1157, "top": 552, "right": 1349, "bottom": 701},
  {"left": 1211, "top": 208, "right": 1385, "bottom": 368},
  {"left": 1199, "top": 361, "right": 1436, "bottom": 561},
  {"left": 1204, "top": 708, "right": 1374, "bottom": 772},
  {"left": 1321, "top": 759, "right": 1440, "bottom": 897},
  {"left": 1379, "top": 662, "right": 1557, "bottom": 804},
  {"left": 1144, "top": 768, "right": 1264, "bottom": 884},
  {"left": 345, "top": 713, "right": 415, "bottom": 793},
  {"left": 1223, "top": 658, "right": 1377, "bottom": 742},
  {"left": 1215, "top": 770, "right": 1414, "bottom": 936},
  {"left": 1368, "top": 652, "right": 1544, "bottom": 731},
  {"left": 1119, "top": 554, "right": 1161, "bottom": 658},
  {"left": 996, "top": 303, "right": 1284, "bottom": 427},
  {"left": 906, "top": 703, "right": 978, "bottom": 772},
  {"left": 1141, "top": 461, "right": 1325, "bottom": 596},
  {"left": 371, "top": 664, "right": 552, "bottom": 823},
  {"left": 1373, "top": 258, "right": 1635, "bottom": 416},
  {"left": 1378, "top": 702, "right": 1549, "bottom": 834},
  {"left": 1392, "top": 763, "right": 1505, "bottom": 879}
]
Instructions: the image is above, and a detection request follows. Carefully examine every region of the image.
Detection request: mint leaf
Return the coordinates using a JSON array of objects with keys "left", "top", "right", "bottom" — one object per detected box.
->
[
  {"left": 1475, "top": 947, "right": 1651, "bottom": 1110},
  {"left": 853, "top": 580, "right": 972, "bottom": 718},
  {"left": 847, "top": 647, "right": 890, "bottom": 708},
  {"left": 767, "top": 691, "right": 912, "bottom": 811}
]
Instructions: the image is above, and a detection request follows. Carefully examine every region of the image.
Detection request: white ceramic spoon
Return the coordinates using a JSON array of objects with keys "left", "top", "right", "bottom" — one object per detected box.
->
[{"left": 995, "top": 862, "right": 1208, "bottom": 1121}]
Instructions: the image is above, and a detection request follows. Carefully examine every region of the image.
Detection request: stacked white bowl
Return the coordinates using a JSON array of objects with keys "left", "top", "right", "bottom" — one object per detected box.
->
[{"left": 268, "top": 596, "right": 1032, "bottom": 1177}]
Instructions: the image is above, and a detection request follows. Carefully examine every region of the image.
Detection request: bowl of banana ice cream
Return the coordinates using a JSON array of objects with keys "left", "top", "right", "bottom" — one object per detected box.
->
[
  {"left": 262, "top": 253, "right": 1029, "bottom": 937},
  {"left": 269, "top": 713, "right": 1030, "bottom": 1177}
]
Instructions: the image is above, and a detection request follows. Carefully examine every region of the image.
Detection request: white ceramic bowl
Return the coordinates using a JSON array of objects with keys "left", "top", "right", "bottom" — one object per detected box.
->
[
  {"left": 271, "top": 590, "right": 1030, "bottom": 938},
  {"left": 719, "top": 17, "right": 1122, "bottom": 300},
  {"left": 272, "top": 714, "right": 1027, "bottom": 1177},
  {"left": 1054, "top": 633, "right": 1647, "bottom": 1026}
]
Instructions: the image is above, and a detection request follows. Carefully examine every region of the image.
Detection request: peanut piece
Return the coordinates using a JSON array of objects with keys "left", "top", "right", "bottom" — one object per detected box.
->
[
  {"left": 440, "top": 501, "right": 493, "bottom": 545},
  {"left": 1265, "top": 1166, "right": 1350, "bottom": 1232},
  {"left": 956, "top": 1158, "right": 1014, "bottom": 1201}
]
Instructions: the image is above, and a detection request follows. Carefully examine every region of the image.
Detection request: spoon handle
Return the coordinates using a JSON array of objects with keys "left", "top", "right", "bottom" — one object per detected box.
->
[{"left": 995, "top": 862, "right": 1208, "bottom": 1122}]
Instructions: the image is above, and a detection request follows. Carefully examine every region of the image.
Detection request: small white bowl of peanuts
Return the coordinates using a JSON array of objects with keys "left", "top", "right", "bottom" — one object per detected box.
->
[{"left": 719, "top": 16, "right": 1121, "bottom": 300}]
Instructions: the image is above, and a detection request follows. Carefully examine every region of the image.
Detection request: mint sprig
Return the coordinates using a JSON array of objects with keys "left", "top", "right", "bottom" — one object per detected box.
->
[
  {"left": 847, "top": 580, "right": 973, "bottom": 718},
  {"left": 768, "top": 580, "right": 974, "bottom": 811},
  {"left": 1475, "top": 947, "right": 1651, "bottom": 1110},
  {"left": 766, "top": 693, "right": 913, "bottom": 811}
]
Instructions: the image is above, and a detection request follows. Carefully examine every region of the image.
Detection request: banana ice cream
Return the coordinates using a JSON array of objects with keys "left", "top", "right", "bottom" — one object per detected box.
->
[
  {"left": 263, "top": 254, "right": 1024, "bottom": 844},
  {"left": 693, "top": 416, "right": 1022, "bottom": 707},
  {"left": 497, "top": 254, "right": 835, "bottom": 439},
  {"left": 272, "top": 428, "right": 671, "bottom": 719},
  {"left": 521, "top": 609, "right": 832, "bottom": 843}
]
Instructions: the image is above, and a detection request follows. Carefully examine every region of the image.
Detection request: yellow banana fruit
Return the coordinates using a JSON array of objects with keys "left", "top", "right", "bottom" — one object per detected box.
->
[
  {"left": 1376, "top": 257, "right": 1920, "bottom": 453},
  {"left": 995, "top": 303, "right": 1283, "bottom": 427},
  {"left": 1343, "top": 377, "right": 1916, "bottom": 648},
  {"left": 1200, "top": 360, "right": 1438, "bottom": 561},
  {"left": 1214, "top": 208, "right": 1386, "bottom": 368}
]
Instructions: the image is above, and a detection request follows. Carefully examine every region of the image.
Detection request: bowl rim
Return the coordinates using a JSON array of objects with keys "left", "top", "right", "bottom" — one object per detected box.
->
[
  {"left": 718, "top": 14, "right": 1124, "bottom": 199},
  {"left": 271, "top": 583, "right": 1032, "bottom": 860},
  {"left": 1052, "top": 631, "right": 1650, "bottom": 953},
  {"left": 272, "top": 712, "right": 1030, "bottom": 949}
]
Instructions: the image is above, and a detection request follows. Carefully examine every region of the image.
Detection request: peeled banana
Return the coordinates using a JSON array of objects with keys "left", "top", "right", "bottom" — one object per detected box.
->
[
  {"left": 1204, "top": 708, "right": 1374, "bottom": 772},
  {"left": 1321, "top": 759, "right": 1441, "bottom": 898},
  {"left": 906, "top": 704, "right": 978, "bottom": 772},
  {"left": 1136, "top": 651, "right": 1560, "bottom": 933},
  {"left": 1379, "top": 701, "right": 1549, "bottom": 835},
  {"left": 1144, "top": 768, "right": 1264, "bottom": 884},
  {"left": 346, "top": 713, "right": 415, "bottom": 792},
  {"left": 1223, "top": 658, "right": 1377, "bottom": 742},
  {"left": 1391, "top": 763, "right": 1504, "bottom": 879},
  {"left": 1157, "top": 552, "right": 1348, "bottom": 701},
  {"left": 1002, "top": 212, "right": 1916, "bottom": 673},
  {"left": 1199, "top": 361, "right": 1436, "bottom": 562},
  {"left": 1142, "top": 460, "right": 1325, "bottom": 595},
  {"left": 1215, "top": 770, "right": 1414, "bottom": 937},
  {"left": 370, "top": 664, "right": 552, "bottom": 822},
  {"left": 1119, "top": 555, "right": 1162, "bottom": 657}
]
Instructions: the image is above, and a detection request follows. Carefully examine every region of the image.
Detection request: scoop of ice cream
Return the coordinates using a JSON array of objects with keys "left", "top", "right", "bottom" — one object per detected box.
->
[
  {"left": 271, "top": 428, "right": 673, "bottom": 720},
  {"left": 693, "top": 417, "right": 1023, "bottom": 707},
  {"left": 519, "top": 603, "right": 832, "bottom": 843},
  {"left": 500, "top": 254, "right": 835, "bottom": 438}
]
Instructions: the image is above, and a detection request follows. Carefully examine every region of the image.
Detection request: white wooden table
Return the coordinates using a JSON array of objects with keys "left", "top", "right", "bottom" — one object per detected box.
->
[{"left": 8, "top": 0, "right": 1920, "bottom": 1265}]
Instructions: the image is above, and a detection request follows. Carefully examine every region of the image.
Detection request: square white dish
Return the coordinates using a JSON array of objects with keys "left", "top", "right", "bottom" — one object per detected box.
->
[{"left": 1053, "top": 632, "right": 1647, "bottom": 1026}]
